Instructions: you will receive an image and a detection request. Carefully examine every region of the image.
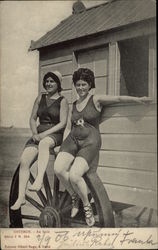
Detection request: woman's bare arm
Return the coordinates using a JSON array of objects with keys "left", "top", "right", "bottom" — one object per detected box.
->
[
  {"left": 29, "top": 94, "right": 42, "bottom": 136},
  {"left": 62, "top": 105, "right": 72, "bottom": 141},
  {"left": 94, "top": 94, "right": 152, "bottom": 109}
]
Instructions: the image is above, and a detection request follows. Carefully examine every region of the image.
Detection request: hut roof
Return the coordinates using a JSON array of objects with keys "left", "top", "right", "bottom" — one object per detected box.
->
[{"left": 29, "top": 0, "right": 156, "bottom": 51}]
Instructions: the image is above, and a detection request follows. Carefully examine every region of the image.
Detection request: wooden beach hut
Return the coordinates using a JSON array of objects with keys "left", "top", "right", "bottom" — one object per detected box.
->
[{"left": 29, "top": 0, "right": 156, "bottom": 214}]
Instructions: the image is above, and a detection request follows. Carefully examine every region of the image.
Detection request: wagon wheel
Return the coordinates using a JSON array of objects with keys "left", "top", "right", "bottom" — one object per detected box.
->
[
  {"left": 9, "top": 159, "right": 115, "bottom": 228},
  {"left": 9, "top": 157, "right": 61, "bottom": 228}
]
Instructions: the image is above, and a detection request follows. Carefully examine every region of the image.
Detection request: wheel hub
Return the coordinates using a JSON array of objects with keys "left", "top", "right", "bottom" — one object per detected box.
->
[{"left": 39, "top": 206, "right": 61, "bottom": 227}]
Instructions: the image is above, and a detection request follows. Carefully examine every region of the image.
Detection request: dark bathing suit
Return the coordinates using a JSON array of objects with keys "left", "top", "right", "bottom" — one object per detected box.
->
[
  {"left": 25, "top": 94, "right": 64, "bottom": 149},
  {"left": 60, "top": 95, "right": 102, "bottom": 171}
]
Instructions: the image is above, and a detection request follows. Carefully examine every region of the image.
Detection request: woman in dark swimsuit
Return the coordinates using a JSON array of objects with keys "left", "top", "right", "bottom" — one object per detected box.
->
[
  {"left": 11, "top": 71, "right": 69, "bottom": 210},
  {"left": 54, "top": 67, "right": 151, "bottom": 226}
]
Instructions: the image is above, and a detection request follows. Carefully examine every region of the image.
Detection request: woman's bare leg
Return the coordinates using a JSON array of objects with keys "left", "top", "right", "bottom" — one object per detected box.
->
[
  {"left": 54, "top": 152, "right": 75, "bottom": 196},
  {"left": 69, "top": 157, "right": 95, "bottom": 226},
  {"left": 69, "top": 157, "right": 89, "bottom": 206},
  {"left": 29, "top": 137, "right": 55, "bottom": 191},
  {"left": 11, "top": 146, "right": 38, "bottom": 210}
]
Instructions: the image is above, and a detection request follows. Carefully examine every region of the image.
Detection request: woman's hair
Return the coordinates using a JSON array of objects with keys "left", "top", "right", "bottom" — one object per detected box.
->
[
  {"left": 72, "top": 68, "right": 95, "bottom": 89},
  {"left": 43, "top": 72, "right": 62, "bottom": 92}
]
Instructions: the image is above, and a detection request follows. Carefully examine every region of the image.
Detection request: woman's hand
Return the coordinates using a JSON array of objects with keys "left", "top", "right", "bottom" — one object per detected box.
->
[
  {"left": 38, "top": 132, "right": 46, "bottom": 140},
  {"left": 133, "top": 96, "right": 153, "bottom": 104},
  {"left": 32, "top": 132, "right": 46, "bottom": 142},
  {"left": 32, "top": 134, "right": 41, "bottom": 142},
  {"left": 139, "top": 96, "right": 153, "bottom": 104}
]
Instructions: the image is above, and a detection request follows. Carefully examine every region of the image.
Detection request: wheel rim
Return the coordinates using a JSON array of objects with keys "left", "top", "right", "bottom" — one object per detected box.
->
[{"left": 9, "top": 165, "right": 23, "bottom": 228}]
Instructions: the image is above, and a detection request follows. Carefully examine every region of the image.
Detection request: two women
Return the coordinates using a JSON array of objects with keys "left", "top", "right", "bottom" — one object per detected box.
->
[
  {"left": 54, "top": 67, "right": 150, "bottom": 227},
  {"left": 11, "top": 71, "right": 68, "bottom": 210},
  {"left": 11, "top": 67, "right": 150, "bottom": 228}
]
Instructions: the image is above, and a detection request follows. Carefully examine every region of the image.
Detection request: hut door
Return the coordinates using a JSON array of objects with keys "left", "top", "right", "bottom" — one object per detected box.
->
[{"left": 77, "top": 47, "right": 109, "bottom": 95}]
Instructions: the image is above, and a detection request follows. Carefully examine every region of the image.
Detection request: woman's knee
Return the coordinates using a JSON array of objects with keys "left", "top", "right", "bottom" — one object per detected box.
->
[
  {"left": 69, "top": 170, "right": 80, "bottom": 184},
  {"left": 39, "top": 137, "right": 55, "bottom": 150},
  {"left": 69, "top": 157, "right": 88, "bottom": 184},
  {"left": 20, "top": 147, "right": 38, "bottom": 169},
  {"left": 54, "top": 158, "right": 64, "bottom": 176},
  {"left": 54, "top": 152, "right": 74, "bottom": 175}
]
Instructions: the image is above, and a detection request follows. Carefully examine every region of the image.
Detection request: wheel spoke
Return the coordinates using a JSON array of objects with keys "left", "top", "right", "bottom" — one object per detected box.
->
[
  {"left": 36, "top": 190, "right": 47, "bottom": 206},
  {"left": 29, "top": 172, "right": 47, "bottom": 206},
  {"left": 52, "top": 175, "right": 59, "bottom": 208},
  {"left": 59, "top": 192, "right": 72, "bottom": 216},
  {"left": 43, "top": 173, "right": 53, "bottom": 206},
  {"left": 25, "top": 194, "right": 44, "bottom": 212},
  {"left": 60, "top": 204, "right": 72, "bottom": 215},
  {"left": 21, "top": 214, "right": 39, "bottom": 221},
  {"left": 29, "top": 172, "right": 35, "bottom": 183},
  {"left": 59, "top": 191, "right": 70, "bottom": 209}
]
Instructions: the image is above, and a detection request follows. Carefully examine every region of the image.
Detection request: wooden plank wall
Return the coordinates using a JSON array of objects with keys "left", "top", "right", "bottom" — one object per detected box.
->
[
  {"left": 78, "top": 47, "right": 109, "bottom": 95},
  {"left": 98, "top": 103, "right": 157, "bottom": 209}
]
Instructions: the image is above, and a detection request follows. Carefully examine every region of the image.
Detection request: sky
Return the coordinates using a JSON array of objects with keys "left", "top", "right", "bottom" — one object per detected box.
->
[{"left": 0, "top": 0, "right": 105, "bottom": 128}]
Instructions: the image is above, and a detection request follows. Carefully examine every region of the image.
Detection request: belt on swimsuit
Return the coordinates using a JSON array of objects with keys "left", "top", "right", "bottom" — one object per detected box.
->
[{"left": 72, "top": 119, "right": 97, "bottom": 130}]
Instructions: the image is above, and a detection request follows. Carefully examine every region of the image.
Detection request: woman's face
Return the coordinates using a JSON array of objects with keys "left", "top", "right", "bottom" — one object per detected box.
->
[
  {"left": 75, "top": 79, "right": 91, "bottom": 98},
  {"left": 45, "top": 77, "right": 58, "bottom": 94}
]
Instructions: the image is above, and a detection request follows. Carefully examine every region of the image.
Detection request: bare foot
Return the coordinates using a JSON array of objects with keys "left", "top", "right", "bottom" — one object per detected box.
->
[{"left": 10, "top": 199, "right": 26, "bottom": 210}]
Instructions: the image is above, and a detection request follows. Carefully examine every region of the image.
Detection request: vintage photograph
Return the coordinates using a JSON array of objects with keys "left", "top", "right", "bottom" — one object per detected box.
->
[{"left": 0, "top": 0, "right": 157, "bottom": 247}]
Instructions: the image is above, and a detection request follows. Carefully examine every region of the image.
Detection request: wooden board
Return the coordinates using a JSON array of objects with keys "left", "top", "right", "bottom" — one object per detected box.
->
[
  {"left": 97, "top": 167, "right": 157, "bottom": 190},
  {"left": 95, "top": 77, "right": 108, "bottom": 94},
  {"left": 103, "top": 183, "right": 157, "bottom": 209},
  {"left": 61, "top": 90, "right": 72, "bottom": 104},
  {"left": 41, "top": 60, "right": 73, "bottom": 77},
  {"left": 93, "top": 47, "right": 109, "bottom": 77},
  {"left": 99, "top": 150, "right": 156, "bottom": 172},
  {"left": 100, "top": 116, "right": 156, "bottom": 134},
  {"left": 40, "top": 55, "right": 72, "bottom": 67},
  {"left": 108, "top": 42, "right": 120, "bottom": 95},
  {"left": 101, "top": 134, "right": 156, "bottom": 153},
  {"left": 148, "top": 35, "right": 156, "bottom": 100},
  {"left": 101, "top": 103, "right": 156, "bottom": 119},
  {"left": 78, "top": 47, "right": 108, "bottom": 76},
  {"left": 40, "top": 46, "right": 72, "bottom": 62},
  {"left": 61, "top": 75, "right": 73, "bottom": 90}
]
